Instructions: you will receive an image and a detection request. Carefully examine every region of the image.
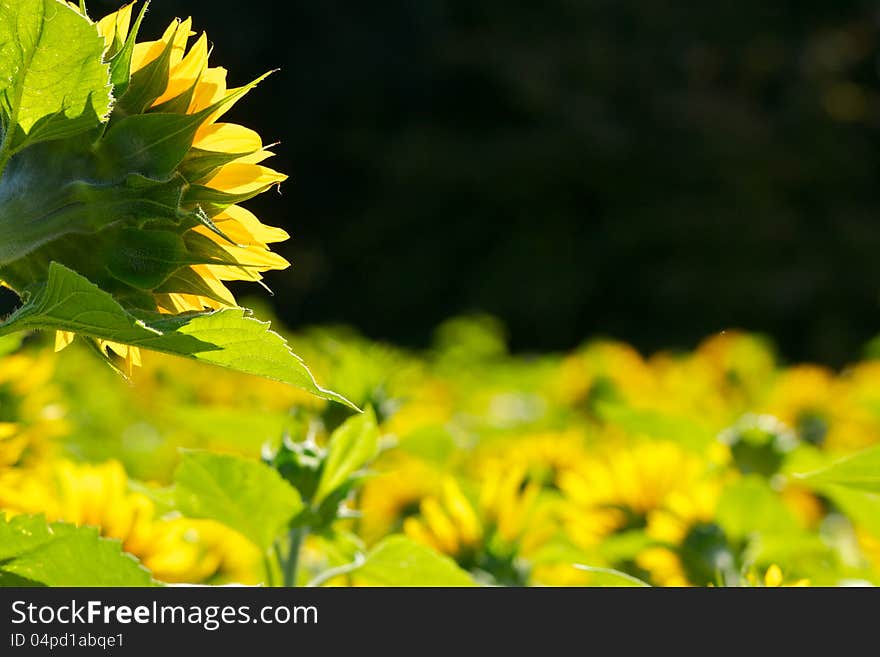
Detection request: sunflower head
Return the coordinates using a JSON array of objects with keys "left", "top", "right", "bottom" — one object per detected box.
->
[{"left": 0, "top": 1, "right": 289, "bottom": 373}]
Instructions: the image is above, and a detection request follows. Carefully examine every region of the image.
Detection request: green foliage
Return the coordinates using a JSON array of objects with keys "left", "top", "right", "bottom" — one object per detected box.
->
[
  {"left": 0, "top": 514, "right": 155, "bottom": 586},
  {"left": 173, "top": 451, "right": 304, "bottom": 551},
  {"left": 3, "top": 0, "right": 880, "bottom": 591},
  {"left": 0, "top": 263, "right": 355, "bottom": 407},
  {"left": 0, "top": 2, "right": 344, "bottom": 409},
  {"left": 0, "top": 0, "right": 111, "bottom": 160},
  {"left": 716, "top": 477, "right": 801, "bottom": 540},
  {"left": 354, "top": 536, "right": 476, "bottom": 586},
  {"left": 107, "top": 1, "right": 148, "bottom": 97},
  {"left": 314, "top": 408, "right": 379, "bottom": 504},
  {"left": 573, "top": 565, "right": 651, "bottom": 587},
  {"left": 797, "top": 445, "right": 880, "bottom": 493}
]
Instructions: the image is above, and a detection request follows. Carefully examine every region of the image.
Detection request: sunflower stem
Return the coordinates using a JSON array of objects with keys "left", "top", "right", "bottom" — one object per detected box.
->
[
  {"left": 283, "top": 527, "right": 308, "bottom": 587},
  {"left": 263, "top": 553, "right": 276, "bottom": 587}
]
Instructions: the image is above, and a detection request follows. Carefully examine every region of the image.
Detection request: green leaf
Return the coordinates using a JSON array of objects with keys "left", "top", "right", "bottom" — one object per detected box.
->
[
  {"left": 354, "top": 535, "right": 476, "bottom": 586},
  {"left": 0, "top": 333, "right": 23, "bottom": 357},
  {"left": 0, "top": 0, "right": 111, "bottom": 157},
  {"left": 0, "top": 262, "right": 356, "bottom": 408},
  {"left": 716, "top": 476, "right": 801, "bottom": 540},
  {"left": 0, "top": 513, "right": 155, "bottom": 586},
  {"left": 173, "top": 451, "right": 304, "bottom": 551},
  {"left": 573, "top": 564, "right": 651, "bottom": 587},
  {"left": 314, "top": 407, "right": 379, "bottom": 503},
  {"left": 821, "top": 486, "right": 880, "bottom": 537},
  {"left": 795, "top": 445, "right": 880, "bottom": 493}
]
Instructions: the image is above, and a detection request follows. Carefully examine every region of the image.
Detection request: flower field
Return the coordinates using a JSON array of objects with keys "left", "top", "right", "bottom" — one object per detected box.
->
[
  {"left": 4, "top": 316, "right": 880, "bottom": 586},
  {"left": 1, "top": 1, "right": 880, "bottom": 588}
]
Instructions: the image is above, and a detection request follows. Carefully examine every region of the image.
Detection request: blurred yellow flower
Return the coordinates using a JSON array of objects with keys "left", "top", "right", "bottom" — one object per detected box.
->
[
  {"left": 556, "top": 340, "right": 655, "bottom": 408},
  {"left": 0, "top": 347, "right": 66, "bottom": 469},
  {"left": 560, "top": 440, "right": 708, "bottom": 548},
  {"left": 470, "top": 430, "right": 588, "bottom": 490},
  {"left": 358, "top": 456, "right": 443, "bottom": 545},
  {"left": 637, "top": 481, "right": 728, "bottom": 586},
  {"left": 744, "top": 564, "right": 809, "bottom": 587},
  {"left": 402, "top": 466, "right": 558, "bottom": 584},
  {"left": 0, "top": 460, "right": 260, "bottom": 584}
]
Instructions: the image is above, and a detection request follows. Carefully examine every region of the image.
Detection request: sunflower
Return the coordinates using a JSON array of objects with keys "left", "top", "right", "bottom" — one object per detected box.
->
[
  {"left": 402, "top": 466, "right": 558, "bottom": 585},
  {"left": 469, "top": 430, "right": 588, "bottom": 492},
  {"left": 357, "top": 455, "right": 444, "bottom": 545},
  {"left": 0, "top": 459, "right": 261, "bottom": 583},
  {"left": 556, "top": 340, "right": 656, "bottom": 410},
  {"left": 636, "top": 481, "right": 731, "bottom": 586},
  {"left": 0, "top": 2, "right": 289, "bottom": 374},
  {"left": 0, "top": 345, "right": 66, "bottom": 469},
  {"left": 559, "top": 439, "right": 709, "bottom": 549}
]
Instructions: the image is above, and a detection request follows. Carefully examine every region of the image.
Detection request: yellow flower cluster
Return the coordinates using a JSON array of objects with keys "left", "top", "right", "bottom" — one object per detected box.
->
[
  {"left": 10, "top": 312, "right": 880, "bottom": 586},
  {"left": 350, "top": 325, "right": 880, "bottom": 586},
  {"left": 0, "top": 460, "right": 260, "bottom": 583},
  {"left": 5, "top": 314, "right": 880, "bottom": 586}
]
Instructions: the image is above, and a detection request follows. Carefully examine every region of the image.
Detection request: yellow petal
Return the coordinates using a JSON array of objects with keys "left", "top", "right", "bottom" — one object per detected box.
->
[
  {"left": 403, "top": 518, "right": 441, "bottom": 554},
  {"left": 441, "top": 479, "right": 482, "bottom": 546},
  {"left": 234, "top": 150, "right": 275, "bottom": 165},
  {"left": 97, "top": 2, "right": 135, "bottom": 47},
  {"left": 205, "top": 163, "right": 287, "bottom": 196},
  {"left": 190, "top": 67, "right": 228, "bottom": 117},
  {"left": 195, "top": 230, "right": 290, "bottom": 272},
  {"left": 192, "top": 123, "right": 262, "bottom": 154},
  {"left": 764, "top": 564, "right": 783, "bottom": 587},
  {"left": 194, "top": 76, "right": 271, "bottom": 128},
  {"left": 420, "top": 498, "right": 459, "bottom": 555},
  {"left": 155, "top": 292, "right": 223, "bottom": 314},
  {"left": 152, "top": 32, "right": 208, "bottom": 107},
  {"left": 54, "top": 331, "right": 75, "bottom": 352},
  {"left": 131, "top": 19, "right": 179, "bottom": 71},
  {"left": 98, "top": 341, "right": 142, "bottom": 376},
  {"left": 214, "top": 204, "right": 289, "bottom": 245},
  {"left": 168, "top": 18, "right": 194, "bottom": 68},
  {"left": 188, "top": 265, "right": 238, "bottom": 306}
]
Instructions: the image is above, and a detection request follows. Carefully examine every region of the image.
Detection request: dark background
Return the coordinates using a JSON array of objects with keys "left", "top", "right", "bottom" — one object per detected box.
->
[{"left": 52, "top": 2, "right": 880, "bottom": 364}]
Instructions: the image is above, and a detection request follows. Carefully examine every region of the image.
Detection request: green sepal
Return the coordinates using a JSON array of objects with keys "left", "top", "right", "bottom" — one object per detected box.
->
[
  {"left": 108, "top": 1, "right": 151, "bottom": 98},
  {"left": 149, "top": 74, "right": 199, "bottom": 115},
  {"left": 114, "top": 19, "right": 180, "bottom": 116},
  {"left": 106, "top": 227, "right": 189, "bottom": 289},
  {"left": 182, "top": 231, "right": 258, "bottom": 266},
  {"left": 154, "top": 266, "right": 235, "bottom": 305},
  {"left": 184, "top": 181, "right": 281, "bottom": 217},
  {"left": 180, "top": 147, "right": 257, "bottom": 183},
  {"left": 0, "top": 160, "right": 187, "bottom": 271},
  {"left": 99, "top": 72, "right": 275, "bottom": 181},
  {"left": 97, "top": 110, "right": 212, "bottom": 180}
]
